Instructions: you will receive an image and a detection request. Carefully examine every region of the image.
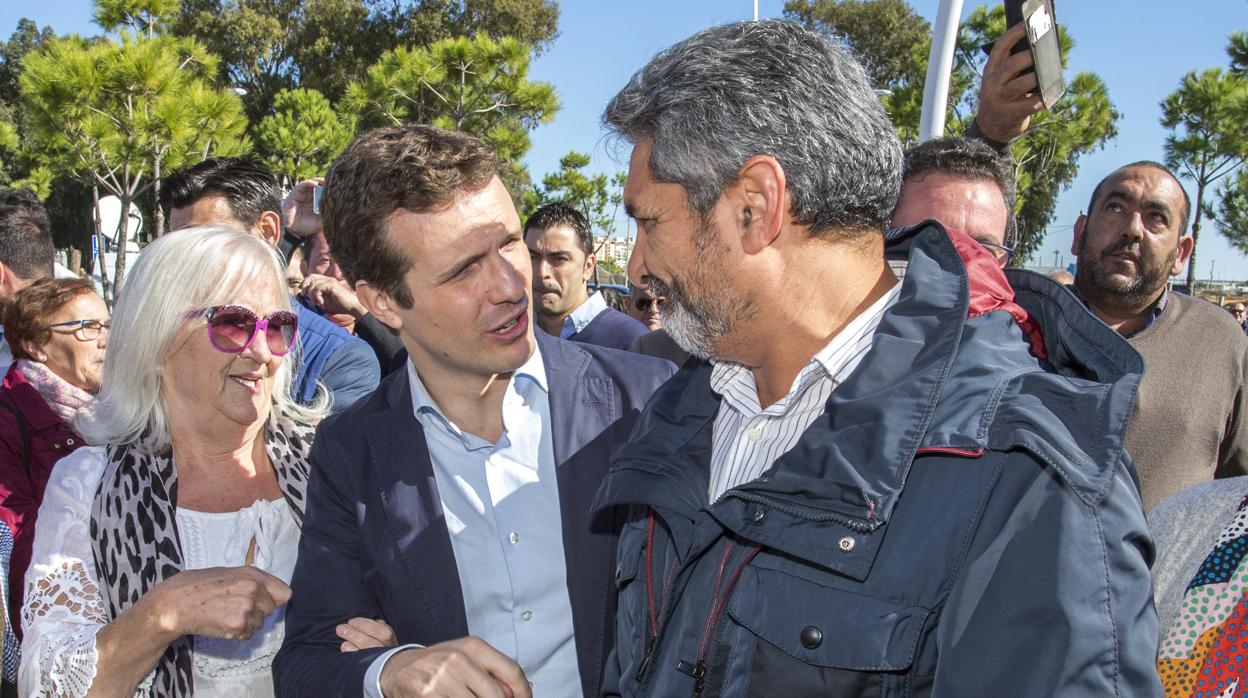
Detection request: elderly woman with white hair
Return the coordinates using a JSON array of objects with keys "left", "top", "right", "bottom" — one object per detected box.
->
[{"left": 17, "top": 227, "right": 391, "bottom": 697}]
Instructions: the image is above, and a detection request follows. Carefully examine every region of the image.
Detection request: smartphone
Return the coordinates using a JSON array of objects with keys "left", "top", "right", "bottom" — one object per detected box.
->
[
  {"left": 312, "top": 185, "right": 324, "bottom": 216},
  {"left": 1004, "top": 0, "right": 1066, "bottom": 109}
]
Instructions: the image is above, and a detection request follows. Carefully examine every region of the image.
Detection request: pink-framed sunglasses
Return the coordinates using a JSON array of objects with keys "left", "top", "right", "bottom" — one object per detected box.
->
[{"left": 183, "top": 305, "right": 299, "bottom": 356}]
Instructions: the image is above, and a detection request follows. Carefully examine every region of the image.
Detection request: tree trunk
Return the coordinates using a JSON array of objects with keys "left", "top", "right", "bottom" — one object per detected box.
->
[
  {"left": 1186, "top": 178, "right": 1207, "bottom": 290},
  {"left": 68, "top": 248, "right": 81, "bottom": 276},
  {"left": 115, "top": 194, "right": 130, "bottom": 293},
  {"left": 91, "top": 184, "right": 111, "bottom": 304},
  {"left": 152, "top": 153, "right": 164, "bottom": 240}
]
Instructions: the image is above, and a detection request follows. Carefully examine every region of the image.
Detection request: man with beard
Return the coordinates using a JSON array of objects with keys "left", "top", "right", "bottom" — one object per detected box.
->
[
  {"left": 627, "top": 283, "right": 691, "bottom": 367},
  {"left": 525, "top": 203, "right": 648, "bottom": 350},
  {"left": 594, "top": 20, "right": 1161, "bottom": 696},
  {"left": 1072, "top": 161, "right": 1248, "bottom": 510}
]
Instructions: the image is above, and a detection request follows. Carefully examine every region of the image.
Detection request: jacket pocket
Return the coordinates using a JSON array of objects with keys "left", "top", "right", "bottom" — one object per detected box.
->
[{"left": 725, "top": 565, "right": 929, "bottom": 697}]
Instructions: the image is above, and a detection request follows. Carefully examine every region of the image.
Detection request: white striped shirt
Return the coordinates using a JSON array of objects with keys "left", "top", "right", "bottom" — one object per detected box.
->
[{"left": 707, "top": 284, "right": 901, "bottom": 501}]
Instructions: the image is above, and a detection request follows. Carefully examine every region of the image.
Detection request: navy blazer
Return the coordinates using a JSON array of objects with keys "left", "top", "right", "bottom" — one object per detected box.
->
[{"left": 274, "top": 331, "right": 675, "bottom": 697}]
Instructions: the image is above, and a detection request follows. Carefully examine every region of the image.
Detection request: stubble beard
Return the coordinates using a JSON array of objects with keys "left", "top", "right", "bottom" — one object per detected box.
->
[
  {"left": 648, "top": 221, "right": 755, "bottom": 361},
  {"left": 1075, "top": 234, "right": 1177, "bottom": 316}
]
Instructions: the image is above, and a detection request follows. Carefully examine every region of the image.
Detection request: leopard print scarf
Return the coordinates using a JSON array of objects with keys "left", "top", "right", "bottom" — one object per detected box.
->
[{"left": 89, "top": 407, "right": 317, "bottom": 698}]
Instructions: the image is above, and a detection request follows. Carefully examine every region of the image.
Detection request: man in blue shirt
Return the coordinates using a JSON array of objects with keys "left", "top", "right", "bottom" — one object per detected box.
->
[
  {"left": 525, "top": 203, "right": 646, "bottom": 351},
  {"left": 274, "top": 125, "right": 673, "bottom": 698},
  {"left": 161, "top": 159, "right": 379, "bottom": 413}
]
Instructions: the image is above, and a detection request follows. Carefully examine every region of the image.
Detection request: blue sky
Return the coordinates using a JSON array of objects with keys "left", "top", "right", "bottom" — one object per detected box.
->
[{"left": 3, "top": 1, "right": 1246, "bottom": 277}]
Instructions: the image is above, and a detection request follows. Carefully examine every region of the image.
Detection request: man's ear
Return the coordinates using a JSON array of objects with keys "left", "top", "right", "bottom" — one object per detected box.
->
[
  {"left": 583, "top": 252, "right": 596, "bottom": 284},
  {"left": 735, "top": 155, "right": 787, "bottom": 255},
  {"left": 1071, "top": 214, "right": 1087, "bottom": 257},
  {"left": 0, "top": 263, "right": 24, "bottom": 301},
  {"left": 1172, "top": 235, "right": 1195, "bottom": 276},
  {"left": 355, "top": 281, "right": 403, "bottom": 331},
  {"left": 256, "top": 210, "right": 283, "bottom": 248}
]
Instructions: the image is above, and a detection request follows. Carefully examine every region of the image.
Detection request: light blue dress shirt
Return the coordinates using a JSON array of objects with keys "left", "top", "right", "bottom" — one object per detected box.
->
[
  {"left": 364, "top": 347, "right": 582, "bottom": 697},
  {"left": 559, "top": 290, "right": 607, "bottom": 339}
]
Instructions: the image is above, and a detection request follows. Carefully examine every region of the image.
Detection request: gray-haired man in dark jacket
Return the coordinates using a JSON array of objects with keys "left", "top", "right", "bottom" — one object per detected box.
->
[{"left": 594, "top": 20, "right": 1161, "bottom": 697}]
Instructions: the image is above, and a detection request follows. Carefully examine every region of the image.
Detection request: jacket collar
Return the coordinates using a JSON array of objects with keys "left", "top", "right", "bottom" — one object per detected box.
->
[
  {"left": 1, "top": 363, "right": 70, "bottom": 432},
  {"left": 595, "top": 222, "right": 1143, "bottom": 570}
]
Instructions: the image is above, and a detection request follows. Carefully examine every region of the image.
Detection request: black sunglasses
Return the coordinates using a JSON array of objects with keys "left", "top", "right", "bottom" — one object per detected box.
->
[{"left": 634, "top": 297, "right": 666, "bottom": 312}]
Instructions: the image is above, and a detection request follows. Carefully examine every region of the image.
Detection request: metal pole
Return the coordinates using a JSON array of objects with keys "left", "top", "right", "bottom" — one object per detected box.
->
[
  {"left": 753, "top": 0, "right": 758, "bottom": 21},
  {"left": 918, "top": 0, "right": 964, "bottom": 142}
]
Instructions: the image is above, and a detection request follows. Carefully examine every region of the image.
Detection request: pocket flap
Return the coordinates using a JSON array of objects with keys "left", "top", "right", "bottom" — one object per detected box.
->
[{"left": 727, "top": 566, "right": 927, "bottom": 671}]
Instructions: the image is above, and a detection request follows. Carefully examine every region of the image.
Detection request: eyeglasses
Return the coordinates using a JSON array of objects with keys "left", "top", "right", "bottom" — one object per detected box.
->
[
  {"left": 978, "top": 241, "right": 1015, "bottom": 267},
  {"left": 633, "top": 297, "right": 666, "bottom": 313},
  {"left": 46, "top": 319, "right": 110, "bottom": 341},
  {"left": 183, "top": 305, "right": 299, "bottom": 356}
]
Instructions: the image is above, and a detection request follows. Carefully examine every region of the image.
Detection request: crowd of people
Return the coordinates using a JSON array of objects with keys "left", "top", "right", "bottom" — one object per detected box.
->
[{"left": 0, "top": 16, "right": 1241, "bottom": 698}]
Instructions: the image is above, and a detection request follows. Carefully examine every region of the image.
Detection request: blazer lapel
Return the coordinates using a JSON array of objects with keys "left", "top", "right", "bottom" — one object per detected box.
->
[{"left": 367, "top": 368, "right": 470, "bottom": 642}]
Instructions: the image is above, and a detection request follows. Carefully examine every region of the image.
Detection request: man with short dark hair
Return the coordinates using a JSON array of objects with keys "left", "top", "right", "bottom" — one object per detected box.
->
[
  {"left": 0, "top": 189, "right": 55, "bottom": 367},
  {"left": 524, "top": 203, "right": 646, "bottom": 350},
  {"left": 597, "top": 20, "right": 1160, "bottom": 696},
  {"left": 274, "top": 125, "right": 674, "bottom": 698},
  {"left": 1072, "top": 161, "right": 1248, "bottom": 509},
  {"left": 891, "top": 136, "right": 1016, "bottom": 265},
  {"left": 160, "top": 158, "right": 379, "bottom": 412}
]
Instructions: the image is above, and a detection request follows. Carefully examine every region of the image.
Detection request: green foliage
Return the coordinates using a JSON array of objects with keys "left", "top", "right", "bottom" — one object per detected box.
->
[
  {"left": 342, "top": 33, "right": 557, "bottom": 191},
  {"left": 783, "top": 0, "right": 930, "bottom": 92},
  {"left": 1230, "top": 31, "right": 1248, "bottom": 78},
  {"left": 0, "top": 19, "right": 54, "bottom": 111},
  {"left": 1217, "top": 169, "right": 1248, "bottom": 255},
  {"left": 94, "top": 0, "right": 179, "bottom": 37},
  {"left": 20, "top": 30, "right": 249, "bottom": 293},
  {"left": 255, "top": 87, "right": 351, "bottom": 186},
  {"left": 523, "top": 152, "right": 613, "bottom": 231},
  {"left": 785, "top": 1, "right": 1118, "bottom": 264},
  {"left": 1161, "top": 66, "right": 1248, "bottom": 288},
  {"left": 0, "top": 19, "right": 56, "bottom": 186},
  {"left": 171, "top": 0, "right": 559, "bottom": 124},
  {"left": 597, "top": 256, "right": 622, "bottom": 274}
]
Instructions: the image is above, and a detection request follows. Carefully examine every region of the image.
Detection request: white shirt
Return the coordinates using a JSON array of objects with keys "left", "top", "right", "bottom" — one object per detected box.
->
[
  {"left": 708, "top": 285, "right": 900, "bottom": 501},
  {"left": 19, "top": 447, "right": 301, "bottom": 697},
  {"left": 365, "top": 348, "right": 581, "bottom": 697}
]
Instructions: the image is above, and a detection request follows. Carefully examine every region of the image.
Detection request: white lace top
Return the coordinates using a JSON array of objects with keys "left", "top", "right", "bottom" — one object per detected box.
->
[{"left": 18, "top": 447, "right": 301, "bottom": 697}]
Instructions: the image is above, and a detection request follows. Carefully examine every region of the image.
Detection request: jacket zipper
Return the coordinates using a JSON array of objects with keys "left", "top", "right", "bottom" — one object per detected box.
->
[
  {"left": 676, "top": 541, "right": 762, "bottom": 697},
  {"left": 723, "top": 490, "right": 877, "bottom": 533},
  {"left": 637, "top": 510, "right": 681, "bottom": 684}
]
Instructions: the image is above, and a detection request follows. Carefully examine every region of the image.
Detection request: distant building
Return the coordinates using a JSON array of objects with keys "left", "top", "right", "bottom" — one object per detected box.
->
[{"left": 594, "top": 236, "right": 634, "bottom": 267}]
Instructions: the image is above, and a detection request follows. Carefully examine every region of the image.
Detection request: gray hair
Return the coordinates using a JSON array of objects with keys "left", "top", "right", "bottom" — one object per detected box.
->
[
  {"left": 75, "top": 226, "right": 328, "bottom": 454},
  {"left": 603, "top": 19, "right": 903, "bottom": 238}
]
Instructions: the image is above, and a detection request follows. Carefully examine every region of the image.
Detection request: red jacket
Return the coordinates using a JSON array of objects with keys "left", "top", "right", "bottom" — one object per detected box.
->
[{"left": 0, "top": 364, "right": 84, "bottom": 638}]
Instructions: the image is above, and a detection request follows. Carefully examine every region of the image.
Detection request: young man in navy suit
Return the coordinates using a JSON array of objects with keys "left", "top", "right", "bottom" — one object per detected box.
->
[{"left": 274, "top": 125, "right": 675, "bottom": 698}]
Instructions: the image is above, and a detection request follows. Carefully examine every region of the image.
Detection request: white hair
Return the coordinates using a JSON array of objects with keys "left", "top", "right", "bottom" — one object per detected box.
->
[{"left": 75, "top": 226, "right": 328, "bottom": 454}]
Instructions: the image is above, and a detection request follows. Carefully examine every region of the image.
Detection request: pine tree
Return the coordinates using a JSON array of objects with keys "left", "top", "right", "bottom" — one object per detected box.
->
[
  {"left": 20, "top": 29, "right": 248, "bottom": 298},
  {"left": 255, "top": 88, "right": 352, "bottom": 188}
]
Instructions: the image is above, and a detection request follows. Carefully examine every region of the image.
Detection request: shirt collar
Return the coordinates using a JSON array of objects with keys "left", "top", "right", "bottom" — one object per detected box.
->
[
  {"left": 710, "top": 284, "right": 900, "bottom": 414},
  {"left": 407, "top": 341, "right": 549, "bottom": 422},
  {"left": 1069, "top": 283, "right": 1168, "bottom": 337},
  {"left": 561, "top": 290, "right": 608, "bottom": 337}
]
